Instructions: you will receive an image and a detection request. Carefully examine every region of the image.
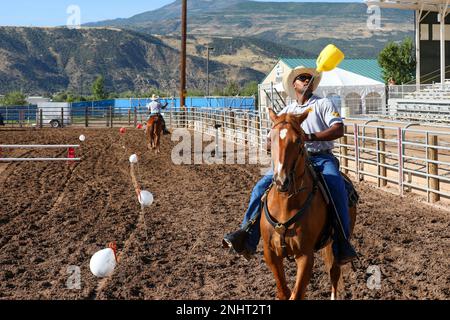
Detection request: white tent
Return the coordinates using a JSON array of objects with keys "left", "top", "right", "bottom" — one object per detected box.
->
[
  {"left": 271, "top": 67, "right": 386, "bottom": 117},
  {"left": 314, "top": 67, "right": 386, "bottom": 117}
]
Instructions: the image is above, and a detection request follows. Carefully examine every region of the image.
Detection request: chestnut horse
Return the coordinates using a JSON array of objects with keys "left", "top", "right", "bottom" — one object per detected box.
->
[
  {"left": 146, "top": 114, "right": 163, "bottom": 154},
  {"left": 260, "top": 109, "right": 357, "bottom": 300}
]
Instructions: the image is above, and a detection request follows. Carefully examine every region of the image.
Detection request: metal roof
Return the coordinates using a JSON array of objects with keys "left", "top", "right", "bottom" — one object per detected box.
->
[
  {"left": 280, "top": 58, "right": 384, "bottom": 83},
  {"left": 365, "top": 0, "right": 450, "bottom": 12}
]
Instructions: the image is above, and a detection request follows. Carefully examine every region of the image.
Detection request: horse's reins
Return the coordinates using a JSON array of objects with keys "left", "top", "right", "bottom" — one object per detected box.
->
[{"left": 264, "top": 120, "right": 319, "bottom": 259}]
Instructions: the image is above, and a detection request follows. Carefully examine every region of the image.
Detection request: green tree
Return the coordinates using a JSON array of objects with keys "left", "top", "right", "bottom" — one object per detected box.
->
[
  {"left": 92, "top": 75, "right": 107, "bottom": 100},
  {"left": 187, "top": 88, "right": 205, "bottom": 96},
  {"left": 0, "top": 91, "right": 27, "bottom": 106},
  {"left": 241, "top": 81, "right": 258, "bottom": 96},
  {"left": 223, "top": 81, "right": 240, "bottom": 96},
  {"left": 378, "top": 38, "right": 416, "bottom": 84}
]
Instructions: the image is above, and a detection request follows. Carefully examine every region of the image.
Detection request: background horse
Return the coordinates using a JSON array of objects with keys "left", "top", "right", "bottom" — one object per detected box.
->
[
  {"left": 260, "top": 109, "right": 357, "bottom": 300},
  {"left": 146, "top": 114, "right": 163, "bottom": 154}
]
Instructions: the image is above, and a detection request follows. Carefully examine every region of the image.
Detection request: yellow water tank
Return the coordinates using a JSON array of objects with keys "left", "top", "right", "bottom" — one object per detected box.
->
[{"left": 316, "top": 44, "right": 345, "bottom": 72}]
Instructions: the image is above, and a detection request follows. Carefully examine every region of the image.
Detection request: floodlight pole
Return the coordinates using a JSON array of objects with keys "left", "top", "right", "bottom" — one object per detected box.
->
[
  {"left": 206, "top": 47, "right": 214, "bottom": 96},
  {"left": 180, "top": 0, "right": 187, "bottom": 109}
]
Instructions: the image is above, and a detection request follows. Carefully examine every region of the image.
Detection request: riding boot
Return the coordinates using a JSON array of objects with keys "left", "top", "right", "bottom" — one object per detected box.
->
[
  {"left": 222, "top": 218, "right": 257, "bottom": 256},
  {"left": 331, "top": 212, "right": 358, "bottom": 266}
]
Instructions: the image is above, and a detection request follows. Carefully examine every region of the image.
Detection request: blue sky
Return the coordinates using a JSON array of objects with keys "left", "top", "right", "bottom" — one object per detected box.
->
[{"left": 0, "top": 0, "right": 363, "bottom": 27}]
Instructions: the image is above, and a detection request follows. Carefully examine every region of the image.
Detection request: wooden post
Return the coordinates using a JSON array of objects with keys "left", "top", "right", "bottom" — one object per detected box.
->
[
  {"left": 221, "top": 110, "right": 226, "bottom": 143},
  {"left": 110, "top": 105, "right": 114, "bottom": 128},
  {"left": 19, "top": 110, "right": 24, "bottom": 128},
  {"left": 85, "top": 107, "right": 89, "bottom": 127},
  {"left": 340, "top": 126, "right": 348, "bottom": 174},
  {"left": 255, "top": 113, "right": 261, "bottom": 151},
  {"left": 230, "top": 111, "right": 236, "bottom": 144},
  {"left": 134, "top": 107, "right": 137, "bottom": 128},
  {"left": 61, "top": 107, "right": 64, "bottom": 128},
  {"left": 244, "top": 113, "right": 249, "bottom": 146},
  {"left": 427, "top": 134, "right": 440, "bottom": 203},
  {"left": 39, "top": 109, "right": 43, "bottom": 128},
  {"left": 377, "top": 128, "right": 387, "bottom": 187}
]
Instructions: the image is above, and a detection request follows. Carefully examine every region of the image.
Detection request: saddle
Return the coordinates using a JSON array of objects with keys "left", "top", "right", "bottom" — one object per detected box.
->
[
  {"left": 149, "top": 114, "right": 162, "bottom": 121},
  {"left": 313, "top": 171, "right": 359, "bottom": 251}
]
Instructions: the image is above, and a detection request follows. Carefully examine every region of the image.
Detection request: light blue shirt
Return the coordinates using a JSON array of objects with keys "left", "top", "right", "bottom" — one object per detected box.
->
[
  {"left": 147, "top": 100, "right": 165, "bottom": 114},
  {"left": 277, "top": 95, "right": 343, "bottom": 153}
]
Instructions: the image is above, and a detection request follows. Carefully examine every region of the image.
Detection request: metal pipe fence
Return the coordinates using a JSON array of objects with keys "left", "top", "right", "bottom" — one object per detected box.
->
[
  {"left": 2, "top": 104, "right": 449, "bottom": 203},
  {"left": 165, "top": 107, "right": 450, "bottom": 204}
]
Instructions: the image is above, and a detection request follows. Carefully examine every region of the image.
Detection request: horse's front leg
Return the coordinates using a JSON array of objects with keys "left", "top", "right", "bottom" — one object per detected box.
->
[
  {"left": 263, "top": 243, "right": 291, "bottom": 300},
  {"left": 290, "top": 252, "right": 314, "bottom": 300}
]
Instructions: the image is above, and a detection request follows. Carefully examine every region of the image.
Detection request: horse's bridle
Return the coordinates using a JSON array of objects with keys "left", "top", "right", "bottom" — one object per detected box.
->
[
  {"left": 270, "top": 120, "right": 308, "bottom": 198},
  {"left": 265, "top": 120, "right": 319, "bottom": 259}
]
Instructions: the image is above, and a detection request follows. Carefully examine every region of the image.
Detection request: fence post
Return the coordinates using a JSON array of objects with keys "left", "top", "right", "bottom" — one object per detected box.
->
[
  {"left": 376, "top": 127, "right": 387, "bottom": 187},
  {"left": 397, "top": 127, "right": 404, "bottom": 196},
  {"left": 353, "top": 123, "right": 360, "bottom": 181},
  {"left": 427, "top": 134, "right": 440, "bottom": 203},
  {"left": 134, "top": 107, "right": 138, "bottom": 128},
  {"left": 230, "top": 110, "right": 236, "bottom": 144},
  {"left": 110, "top": 106, "right": 114, "bottom": 128},
  {"left": 85, "top": 107, "right": 89, "bottom": 127},
  {"left": 340, "top": 126, "right": 348, "bottom": 174},
  {"left": 39, "top": 109, "right": 43, "bottom": 128},
  {"left": 106, "top": 106, "right": 109, "bottom": 127},
  {"left": 61, "top": 107, "right": 64, "bottom": 128},
  {"left": 244, "top": 112, "right": 249, "bottom": 146}
]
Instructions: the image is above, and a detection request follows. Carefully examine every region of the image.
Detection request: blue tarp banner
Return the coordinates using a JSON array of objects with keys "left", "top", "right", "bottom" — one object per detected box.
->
[
  {"left": 72, "top": 97, "right": 255, "bottom": 112},
  {"left": 0, "top": 105, "right": 38, "bottom": 121}
]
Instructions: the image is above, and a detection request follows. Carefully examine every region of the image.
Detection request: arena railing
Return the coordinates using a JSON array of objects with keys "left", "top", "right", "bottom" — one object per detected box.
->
[
  {"left": 7, "top": 104, "right": 448, "bottom": 204},
  {"left": 165, "top": 107, "right": 450, "bottom": 204}
]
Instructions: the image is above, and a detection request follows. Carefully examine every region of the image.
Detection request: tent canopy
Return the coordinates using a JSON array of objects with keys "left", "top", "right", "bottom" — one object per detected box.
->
[
  {"left": 273, "top": 66, "right": 384, "bottom": 92},
  {"left": 319, "top": 67, "right": 384, "bottom": 86}
]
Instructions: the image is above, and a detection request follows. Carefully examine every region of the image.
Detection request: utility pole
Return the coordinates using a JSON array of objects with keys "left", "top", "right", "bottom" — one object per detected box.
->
[
  {"left": 206, "top": 47, "right": 214, "bottom": 97},
  {"left": 180, "top": 0, "right": 187, "bottom": 109}
]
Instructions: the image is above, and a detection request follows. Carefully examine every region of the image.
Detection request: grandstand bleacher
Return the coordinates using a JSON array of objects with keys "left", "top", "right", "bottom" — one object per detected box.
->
[{"left": 388, "top": 82, "right": 450, "bottom": 123}]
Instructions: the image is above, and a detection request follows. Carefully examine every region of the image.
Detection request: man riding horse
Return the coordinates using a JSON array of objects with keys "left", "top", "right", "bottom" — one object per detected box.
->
[
  {"left": 147, "top": 94, "right": 170, "bottom": 135},
  {"left": 223, "top": 65, "right": 357, "bottom": 266}
]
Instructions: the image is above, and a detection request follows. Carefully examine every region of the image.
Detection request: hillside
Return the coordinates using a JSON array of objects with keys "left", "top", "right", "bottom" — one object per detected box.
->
[
  {"left": 87, "top": 0, "right": 414, "bottom": 58},
  {"left": 0, "top": 27, "right": 265, "bottom": 95}
]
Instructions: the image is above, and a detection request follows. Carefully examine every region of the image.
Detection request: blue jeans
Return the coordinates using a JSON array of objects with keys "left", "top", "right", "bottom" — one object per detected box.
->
[{"left": 242, "top": 154, "right": 350, "bottom": 253}]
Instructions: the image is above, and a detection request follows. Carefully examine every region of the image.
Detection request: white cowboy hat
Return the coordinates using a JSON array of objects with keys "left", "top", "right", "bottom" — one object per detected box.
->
[
  {"left": 282, "top": 66, "right": 322, "bottom": 101},
  {"left": 151, "top": 94, "right": 159, "bottom": 101}
]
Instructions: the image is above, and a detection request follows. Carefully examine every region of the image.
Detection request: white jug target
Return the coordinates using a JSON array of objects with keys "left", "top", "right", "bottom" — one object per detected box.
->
[
  {"left": 138, "top": 190, "right": 154, "bottom": 207},
  {"left": 129, "top": 154, "right": 138, "bottom": 164},
  {"left": 89, "top": 243, "right": 117, "bottom": 278}
]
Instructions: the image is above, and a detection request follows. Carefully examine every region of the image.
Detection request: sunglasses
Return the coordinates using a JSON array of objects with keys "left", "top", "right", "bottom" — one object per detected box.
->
[{"left": 294, "top": 74, "right": 312, "bottom": 82}]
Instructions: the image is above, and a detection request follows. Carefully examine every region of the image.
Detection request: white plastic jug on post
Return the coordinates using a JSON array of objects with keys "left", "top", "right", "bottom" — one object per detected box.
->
[
  {"left": 89, "top": 242, "right": 117, "bottom": 278},
  {"left": 138, "top": 190, "right": 154, "bottom": 207},
  {"left": 129, "top": 154, "right": 138, "bottom": 164}
]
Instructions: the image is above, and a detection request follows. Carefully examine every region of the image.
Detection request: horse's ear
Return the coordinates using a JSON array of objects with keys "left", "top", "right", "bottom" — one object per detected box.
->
[
  {"left": 268, "top": 108, "right": 278, "bottom": 122},
  {"left": 295, "top": 110, "right": 309, "bottom": 124}
]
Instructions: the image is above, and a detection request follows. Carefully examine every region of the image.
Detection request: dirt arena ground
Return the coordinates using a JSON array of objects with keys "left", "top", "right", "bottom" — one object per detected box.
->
[{"left": 0, "top": 128, "right": 448, "bottom": 300}]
